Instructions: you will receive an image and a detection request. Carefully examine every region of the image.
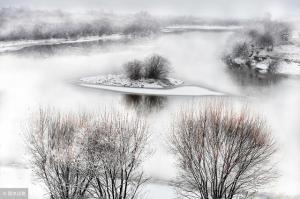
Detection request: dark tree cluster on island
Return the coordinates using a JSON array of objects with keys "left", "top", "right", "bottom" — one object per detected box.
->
[{"left": 124, "top": 54, "right": 171, "bottom": 81}]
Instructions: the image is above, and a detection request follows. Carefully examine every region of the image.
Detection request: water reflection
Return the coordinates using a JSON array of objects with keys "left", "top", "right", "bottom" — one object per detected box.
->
[
  {"left": 124, "top": 94, "right": 167, "bottom": 114},
  {"left": 227, "top": 67, "right": 286, "bottom": 88},
  {"left": 0, "top": 31, "right": 299, "bottom": 197}
]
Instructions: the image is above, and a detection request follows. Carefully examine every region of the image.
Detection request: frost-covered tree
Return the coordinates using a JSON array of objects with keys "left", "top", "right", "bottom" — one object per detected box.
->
[
  {"left": 27, "top": 109, "right": 92, "bottom": 199},
  {"left": 124, "top": 60, "right": 144, "bottom": 80},
  {"left": 170, "top": 102, "right": 277, "bottom": 199},
  {"left": 81, "top": 111, "right": 149, "bottom": 199},
  {"left": 144, "top": 54, "right": 170, "bottom": 80},
  {"left": 27, "top": 109, "right": 149, "bottom": 199}
]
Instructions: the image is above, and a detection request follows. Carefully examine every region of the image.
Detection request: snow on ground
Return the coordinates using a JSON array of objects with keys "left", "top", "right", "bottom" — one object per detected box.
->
[
  {"left": 78, "top": 74, "right": 225, "bottom": 96},
  {"left": 80, "top": 74, "right": 184, "bottom": 89},
  {"left": 143, "top": 183, "right": 175, "bottom": 199},
  {"left": 272, "top": 44, "right": 300, "bottom": 75},
  {"left": 291, "top": 30, "right": 300, "bottom": 40},
  {"left": 0, "top": 166, "right": 44, "bottom": 199},
  {"left": 0, "top": 25, "right": 242, "bottom": 53},
  {"left": 278, "top": 61, "right": 300, "bottom": 75},
  {"left": 236, "top": 44, "right": 300, "bottom": 76},
  {"left": 0, "top": 25, "right": 242, "bottom": 52},
  {"left": 162, "top": 25, "right": 243, "bottom": 33},
  {"left": 274, "top": 44, "right": 300, "bottom": 61},
  {"left": 0, "top": 34, "right": 124, "bottom": 53},
  {"left": 79, "top": 83, "right": 224, "bottom": 96}
]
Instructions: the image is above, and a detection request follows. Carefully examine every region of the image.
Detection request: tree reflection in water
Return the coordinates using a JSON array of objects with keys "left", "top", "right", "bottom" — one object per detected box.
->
[
  {"left": 227, "top": 67, "right": 286, "bottom": 88},
  {"left": 124, "top": 94, "right": 167, "bottom": 114}
]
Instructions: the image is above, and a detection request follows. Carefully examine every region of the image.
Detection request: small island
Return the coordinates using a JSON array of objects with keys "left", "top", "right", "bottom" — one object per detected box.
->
[{"left": 80, "top": 54, "right": 184, "bottom": 89}]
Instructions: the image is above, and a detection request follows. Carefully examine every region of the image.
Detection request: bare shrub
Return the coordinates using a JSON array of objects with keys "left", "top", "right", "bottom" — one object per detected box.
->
[
  {"left": 170, "top": 101, "right": 277, "bottom": 199},
  {"left": 124, "top": 54, "right": 172, "bottom": 80},
  {"left": 27, "top": 109, "right": 149, "bottom": 199},
  {"left": 80, "top": 110, "right": 149, "bottom": 199},
  {"left": 144, "top": 54, "right": 170, "bottom": 80},
  {"left": 256, "top": 32, "right": 274, "bottom": 50},
  {"left": 232, "top": 42, "right": 251, "bottom": 59},
  {"left": 27, "top": 109, "right": 93, "bottom": 199},
  {"left": 124, "top": 60, "right": 144, "bottom": 80}
]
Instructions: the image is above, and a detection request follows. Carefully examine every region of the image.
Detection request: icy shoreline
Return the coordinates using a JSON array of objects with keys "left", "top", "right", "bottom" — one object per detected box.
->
[
  {"left": 78, "top": 83, "right": 224, "bottom": 96},
  {"left": 0, "top": 34, "right": 124, "bottom": 53},
  {"left": 226, "top": 44, "right": 300, "bottom": 76},
  {"left": 162, "top": 25, "right": 243, "bottom": 33},
  {"left": 80, "top": 74, "right": 184, "bottom": 89},
  {"left": 0, "top": 25, "right": 243, "bottom": 52},
  {"left": 78, "top": 74, "right": 226, "bottom": 96}
]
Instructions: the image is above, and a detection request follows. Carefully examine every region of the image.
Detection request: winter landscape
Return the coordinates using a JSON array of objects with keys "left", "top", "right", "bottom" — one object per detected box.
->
[{"left": 0, "top": 1, "right": 300, "bottom": 199}]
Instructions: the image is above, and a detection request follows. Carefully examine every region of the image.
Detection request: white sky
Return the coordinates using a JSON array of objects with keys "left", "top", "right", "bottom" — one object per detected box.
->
[{"left": 1, "top": 0, "right": 300, "bottom": 19}]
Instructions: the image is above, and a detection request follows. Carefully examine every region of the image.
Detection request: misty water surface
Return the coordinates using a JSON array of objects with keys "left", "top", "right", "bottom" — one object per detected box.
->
[{"left": 0, "top": 31, "right": 299, "bottom": 198}]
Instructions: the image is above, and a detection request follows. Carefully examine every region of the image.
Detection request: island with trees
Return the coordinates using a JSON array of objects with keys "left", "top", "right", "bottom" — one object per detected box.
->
[{"left": 80, "top": 54, "right": 183, "bottom": 89}]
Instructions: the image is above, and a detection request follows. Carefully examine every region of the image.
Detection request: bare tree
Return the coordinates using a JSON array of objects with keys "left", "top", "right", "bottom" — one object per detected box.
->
[
  {"left": 144, "top": 54, "right": 170, "bottom": 80},
  {"left": 27, "top": 109, "right": 93, "bottom": 199},
  {"left": 124, "top": 60, "right": 144, "bottom": 80},
  {"left": 231, "top": 42, "right": 251, "bottom": 60},
  {"left": 170, "top": 102, "right": 277, "bottom": 199},
  {"left": 27, "top": 109, "right": 149, "bottom": 199},
  {"left": 80, "top": 111, "right": 149, "bottom": 199}
]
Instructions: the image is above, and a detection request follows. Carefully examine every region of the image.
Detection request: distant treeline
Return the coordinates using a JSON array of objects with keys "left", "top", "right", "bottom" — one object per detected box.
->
[
  {"left": 1, "top": 8, "right": 284, "bottom": 41},
  {"left": 0, "top": 8, "right": 160, "bottom": 41},
  {"left": 0, "top": 8, "right": 248, "bottom": 41}
]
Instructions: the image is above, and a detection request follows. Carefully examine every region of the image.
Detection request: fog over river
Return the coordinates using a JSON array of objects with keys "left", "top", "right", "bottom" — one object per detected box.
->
[{"left": 0, "top": 31, "right": 299, "bottom": 198}]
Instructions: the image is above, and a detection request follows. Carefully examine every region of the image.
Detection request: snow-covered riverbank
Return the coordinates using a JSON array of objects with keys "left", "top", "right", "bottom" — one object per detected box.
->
[
  {"left": 162, "top": 25, "right": 243, "bottom": 33},
  {"left": 80, "top": 74, "right": 184, "bottom": 89},
  {"left": 266, "top": 44, "right": 300, "bottom": 76},
  {"left": 78, "top": 74, "right": 226, "bottom": 96},
  {"left": 0, "top": 25, "right": 243, "bottom": 53},
  {"left": 78, "top": 83, "right": 224, "bottom": 96},
  {"left": 0, "top": 34, "right": 124, "bottom": 53}
]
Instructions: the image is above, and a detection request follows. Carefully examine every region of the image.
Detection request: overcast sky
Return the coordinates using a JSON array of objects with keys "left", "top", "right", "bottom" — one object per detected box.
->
[{"left": 1, "top": 0, "right": 300, "bottom": 19}]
